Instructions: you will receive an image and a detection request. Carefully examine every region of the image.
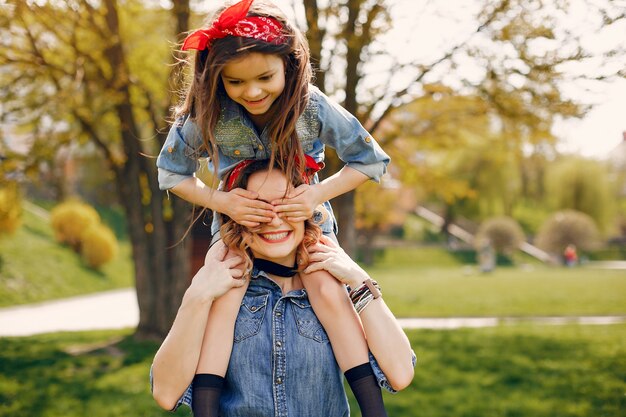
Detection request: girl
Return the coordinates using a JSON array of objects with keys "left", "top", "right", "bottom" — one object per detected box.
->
[
  {"left": 156, "top": 0, "right": 390, "bottom": 415},
  {"left": 151, "top": 161, "right": 415, "bottom": 416}
]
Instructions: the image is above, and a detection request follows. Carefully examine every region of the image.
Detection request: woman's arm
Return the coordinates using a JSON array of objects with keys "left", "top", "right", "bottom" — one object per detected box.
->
[
  {"left": 151, "top": 243, "right": 245, "bottom": 410},
  {"left": 305, "top": 236, "right": 415, "bottom": 391}
]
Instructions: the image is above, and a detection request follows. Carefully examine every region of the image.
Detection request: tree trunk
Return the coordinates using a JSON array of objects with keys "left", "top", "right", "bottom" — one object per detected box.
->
[{"left": 102, "top": 0, "right": 191, "bottom": 340}]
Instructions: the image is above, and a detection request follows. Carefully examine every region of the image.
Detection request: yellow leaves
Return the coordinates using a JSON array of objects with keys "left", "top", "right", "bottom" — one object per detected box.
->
[{"left": 0, "top": 182, "right": 22, "bottom": 236}]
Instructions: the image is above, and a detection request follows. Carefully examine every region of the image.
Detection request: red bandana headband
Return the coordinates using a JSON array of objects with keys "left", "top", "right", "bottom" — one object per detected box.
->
[
  {"left": 182, "top": 0, "right": 285, "bottom": 51},
  {"left": 225, "top": 155, "right": 323, "bottom": 192}
]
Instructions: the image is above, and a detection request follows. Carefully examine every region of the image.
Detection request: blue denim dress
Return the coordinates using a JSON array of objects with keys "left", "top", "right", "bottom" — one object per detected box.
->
[
  {"left": 156, "top": 85, "right": 390, "bottom": 236},
  {"left": 169, "top": 269, "right": 404, "bottom": 416}
]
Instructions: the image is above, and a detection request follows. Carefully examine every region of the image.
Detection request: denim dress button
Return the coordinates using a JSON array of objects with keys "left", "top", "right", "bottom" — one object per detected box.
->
[{"left": 276, "top": 377, "right": 283, "bottom": 384}]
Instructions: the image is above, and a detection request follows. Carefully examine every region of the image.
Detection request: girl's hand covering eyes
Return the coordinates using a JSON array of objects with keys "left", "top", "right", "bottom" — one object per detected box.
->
[
  {"left": 271, "top": 184, "right": 322, "bottom": 222},
  {"left": 218, "top": 188, "right": 276, "bottom": 227}
]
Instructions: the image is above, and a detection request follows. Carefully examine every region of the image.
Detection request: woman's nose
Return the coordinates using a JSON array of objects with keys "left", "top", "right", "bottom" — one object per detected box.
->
[{"left": 268, "top": 212, "right": 282, "bottom": 226}]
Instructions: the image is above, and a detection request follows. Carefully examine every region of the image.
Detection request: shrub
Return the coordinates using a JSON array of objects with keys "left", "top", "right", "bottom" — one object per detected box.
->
[
  {"left": 475, "top": 216, "right": 525, "bottom": 255},
  {"left": 535, "top": 210, "right": 600, "bottom": 254},
  {"left": 0, "top": 182, "right": 22, "bottom": 235},
  {"left": 50, "top": 200, "right": 100, "bottom": 250},
  {"left": 80, "top": 223, "right": 118, "bottom": 269}
]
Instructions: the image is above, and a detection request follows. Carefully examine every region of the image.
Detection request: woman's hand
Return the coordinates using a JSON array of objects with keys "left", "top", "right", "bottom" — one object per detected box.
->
[
  {"left": 304, "top": 235, "right": 369, "bottom": 288},
  {"left": 217, "top": 188, "right": 276, "bottom": 227},
  {"left": 189, "top": 241, "right": 246, "bottom": 302},
  {"left": 272, "top": 184, "right": 322, "bottom": 222}
]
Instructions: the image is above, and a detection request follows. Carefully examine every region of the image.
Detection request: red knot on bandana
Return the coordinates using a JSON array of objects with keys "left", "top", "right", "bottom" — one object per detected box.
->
[{"left": 182, "top": 0, "right": 285, "bottom": 51}]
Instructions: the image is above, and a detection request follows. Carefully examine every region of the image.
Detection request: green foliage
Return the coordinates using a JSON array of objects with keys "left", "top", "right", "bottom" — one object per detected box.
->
[
  {"left": 535, "top": 210, "right": 601, "bottom": 254},
  {"left": 544, "top": 157, "right": 615, "bottom": 233},
  {"left": 475, "top": 216, "right": 526, "bottom": 255},
  {"left": 50, "top": 200, "right": 101, "bottom": 250},
  {"left": 0, "top": 182, "right": 21, "bottom": 235},
  {"left": 355, "top": 180, "right": 405, "bottom": 231},
  {"left": 81, "top": 223, "right": 119, "bottom": 269},
  {"left": 0, "top": 208, "right": 133, "bottom": 307},
  {"left": 512, "top": 201, "right": 551, "bottom": 234}
]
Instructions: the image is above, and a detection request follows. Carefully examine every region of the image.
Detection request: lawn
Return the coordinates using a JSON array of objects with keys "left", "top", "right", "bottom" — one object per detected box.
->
[
  {"left": 370, "top": 263, "right": 626, "bottom": 317},
  {"left": 0, "top": 324, "right": 624, "bottom": 417},
  {"left": 0, "top": 209, "right": 134, "bottom": 307}
]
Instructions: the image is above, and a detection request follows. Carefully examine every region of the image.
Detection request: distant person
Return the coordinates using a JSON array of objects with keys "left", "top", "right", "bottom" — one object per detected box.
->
[
  {"left": 563, "top": 244, "right": 578, "bottom": 267},
  {"left": 478, "top": 239, "right": 496, "bottom": 273}
]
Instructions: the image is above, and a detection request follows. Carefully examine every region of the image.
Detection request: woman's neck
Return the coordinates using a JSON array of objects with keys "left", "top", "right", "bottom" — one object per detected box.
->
[{"left": 271, "top": 273, "right": 303, "bottom": 294}]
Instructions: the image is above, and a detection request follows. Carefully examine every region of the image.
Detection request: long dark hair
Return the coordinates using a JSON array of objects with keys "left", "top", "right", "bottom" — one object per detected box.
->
[{"left": 176, "top": 0, "right": 312, "bottom": 187}]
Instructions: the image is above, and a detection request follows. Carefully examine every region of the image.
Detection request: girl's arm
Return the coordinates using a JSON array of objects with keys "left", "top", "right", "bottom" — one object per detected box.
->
[
  {"left": 151, "top": 244, "right": 245, "bottom": 410},
  {"left": 272, "top": 166, "right": 368, "bottom": 222},
  {"left": 156, "top": 116, "right": 274, "bottom": 227},
  {"left": 305, "top": 236, "right": 415, "bottom": 391}
]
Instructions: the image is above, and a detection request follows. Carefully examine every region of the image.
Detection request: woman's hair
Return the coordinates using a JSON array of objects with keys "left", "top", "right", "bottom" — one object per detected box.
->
[
  {"left": 219, "top": 160, "right": 322, "bottom": 276},
  {"left": 177, "top": 0, "right": 312, "bottom": 185}
]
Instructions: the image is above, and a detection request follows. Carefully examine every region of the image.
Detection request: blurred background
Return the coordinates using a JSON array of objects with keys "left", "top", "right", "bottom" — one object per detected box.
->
[{"left": 1, "top": 0, "right": 625, "bottom": 416}]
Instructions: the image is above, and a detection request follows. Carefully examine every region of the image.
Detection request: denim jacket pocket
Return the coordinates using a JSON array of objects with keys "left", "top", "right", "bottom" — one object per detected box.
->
[
  {"left": 290, "top": 298, "right": 329, "bottom": 343},
  {"left": 234, "top": 292, "right": 269, "bottom": 342},
  {"left": 220, "top": 142, "right": 256, "bottom": 159}
]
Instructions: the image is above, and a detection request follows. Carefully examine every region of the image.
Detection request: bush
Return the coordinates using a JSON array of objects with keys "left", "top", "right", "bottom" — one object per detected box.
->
[
  {"left": 81, "top": 223, "right": 119, "bottom": 268},
  {"left": 50, "top": 200, "right": 100, "bottom": 250},
  {"left": 475, "top": 216, "right": 525, "bottom": 255},
  {"left": 535, "top": 210, "right": 600, "bottom": 254},
  {"left": 0, "top": 182, "right": 21, "bottom": 235}
]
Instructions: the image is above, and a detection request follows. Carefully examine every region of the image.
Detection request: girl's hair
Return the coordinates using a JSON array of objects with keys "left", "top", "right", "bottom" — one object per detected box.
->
[
  {"left": 219, "top": 160, "right": 321, "bottom": 276},
  {"left": 177, "top": 0, "right": 312, "bottom": 185}
]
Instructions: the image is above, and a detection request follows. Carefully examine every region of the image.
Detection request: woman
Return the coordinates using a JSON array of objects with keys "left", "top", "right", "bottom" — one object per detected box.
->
[{"left": 151, "top": 161, "right": 415, "bottom": 416}]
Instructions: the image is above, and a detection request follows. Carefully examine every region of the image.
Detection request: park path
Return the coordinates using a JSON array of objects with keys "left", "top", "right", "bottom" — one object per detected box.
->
[{"left": 0, "top": 288, "right": 624, "bottom": 337}]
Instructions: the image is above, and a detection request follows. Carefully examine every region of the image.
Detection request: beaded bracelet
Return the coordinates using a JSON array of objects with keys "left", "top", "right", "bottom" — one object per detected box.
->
[{"left": 349, "top": 278, "right": 382, "bottom": 314}]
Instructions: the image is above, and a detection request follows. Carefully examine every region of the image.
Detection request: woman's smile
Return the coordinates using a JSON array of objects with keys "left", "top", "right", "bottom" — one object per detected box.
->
[{"left": 258, "top": 230, "right": 292, "bottom": 243}]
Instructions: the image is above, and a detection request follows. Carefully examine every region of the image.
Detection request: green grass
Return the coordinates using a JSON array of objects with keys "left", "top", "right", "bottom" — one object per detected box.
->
[
  {"left": 0, "top": 209, "right": 134, "bottom": 307},
  {"left": 371, "top": 264, "right": 626, "bottom": 317},
  {"left": 1, "top": 325, "right": 624, "bottom": 417}
]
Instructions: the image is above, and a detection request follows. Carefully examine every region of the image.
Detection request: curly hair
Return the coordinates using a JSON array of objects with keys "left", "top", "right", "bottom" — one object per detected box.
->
[
  {"left": 219, "top": 160, "right": 321, "bottom": 276},
  {"left": 175, "top": 0, "right": 312, "bottom": 187}
]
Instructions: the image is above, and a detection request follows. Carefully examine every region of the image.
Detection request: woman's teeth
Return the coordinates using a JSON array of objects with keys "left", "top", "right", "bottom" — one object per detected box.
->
[{"left": 262, "top": 232, "right": 288, "bottom": 241}]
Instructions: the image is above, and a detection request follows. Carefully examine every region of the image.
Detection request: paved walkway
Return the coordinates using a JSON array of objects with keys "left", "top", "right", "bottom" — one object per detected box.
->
[{"left": 0, "top": 288, "right": 624, "bottom": 337}]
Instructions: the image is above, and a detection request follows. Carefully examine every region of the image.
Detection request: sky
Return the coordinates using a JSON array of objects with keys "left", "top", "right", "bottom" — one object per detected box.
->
[
  {"left": 265, "top": 0, "right": 626, "bottom": 160},
  {"left": 553, "top": 78, "right": 626, "bottom": 159}
]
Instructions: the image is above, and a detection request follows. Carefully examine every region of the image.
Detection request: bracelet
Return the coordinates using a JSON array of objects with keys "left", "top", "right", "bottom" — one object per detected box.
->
[{"left": 349, "top": 279, "right": 382, "bottom": 314}]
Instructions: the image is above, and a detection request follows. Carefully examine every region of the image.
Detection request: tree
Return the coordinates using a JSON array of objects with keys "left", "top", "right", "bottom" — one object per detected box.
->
[
  {"left": 1, "top": 0, "right": 192, "bottom": 339},
  {"left": 475, "top": 216, "right": 525, "bottom": 255},
  {"left": 298, "top": 0, "right": 624, "bottom": 252},
  {"left": 544, "top": 157, "right": 615, "bottom": 234},
  {"left": 535, "top": 209, "right": 600, "bottom": 254}
]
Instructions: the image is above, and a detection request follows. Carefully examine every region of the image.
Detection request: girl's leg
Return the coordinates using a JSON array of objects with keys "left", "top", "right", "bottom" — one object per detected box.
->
[
  {"left": 192, "top": 248, "right": 248, "bottom": 417},
  {"left": 301, "top": 269, "right": 387, "bottom": 417}
]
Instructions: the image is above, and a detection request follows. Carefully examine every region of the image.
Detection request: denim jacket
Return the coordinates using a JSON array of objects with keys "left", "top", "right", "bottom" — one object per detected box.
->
[
  {"left": 156, "top": 85, "right": 390, "bottom": 236},
  {"left": 163, "top": 269, "right": 414, "bottom": 416}
]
